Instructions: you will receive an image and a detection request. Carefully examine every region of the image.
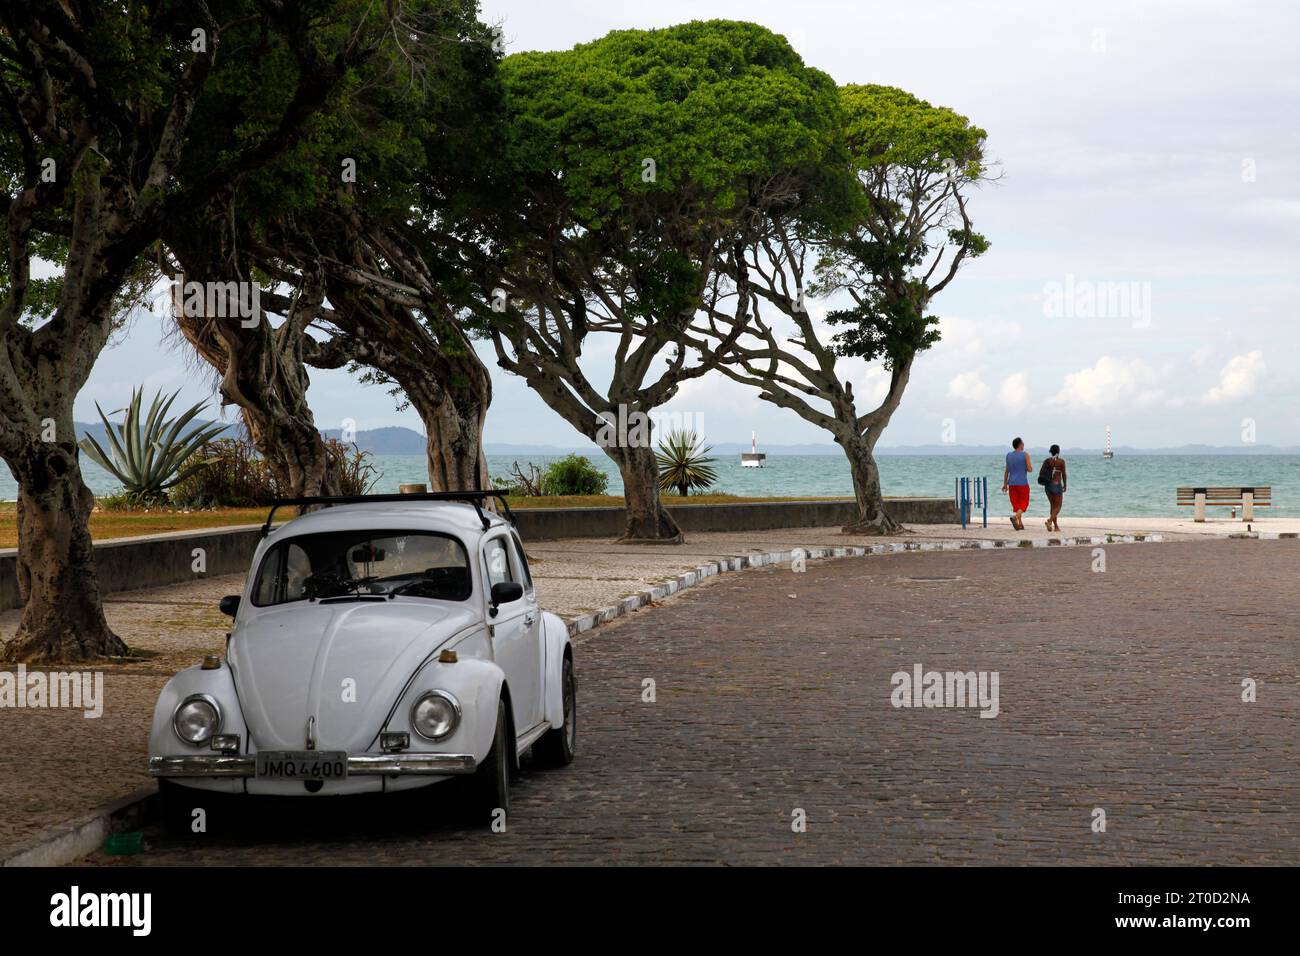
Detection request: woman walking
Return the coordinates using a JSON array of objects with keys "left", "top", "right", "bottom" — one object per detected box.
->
[{"left": 1042, "top": 444, "right": 1067, "bottom": 531}]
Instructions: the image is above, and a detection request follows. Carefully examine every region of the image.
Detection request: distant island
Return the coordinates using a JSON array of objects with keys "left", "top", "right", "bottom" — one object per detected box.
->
[{"left": 72, "top": 422, "right": 1300, "bottom": 458}]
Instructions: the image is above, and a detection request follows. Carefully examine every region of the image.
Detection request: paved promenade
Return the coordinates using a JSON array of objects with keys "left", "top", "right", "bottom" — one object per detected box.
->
[{"left": 82, "top": 537, "right": 1299, "bottom": 865}]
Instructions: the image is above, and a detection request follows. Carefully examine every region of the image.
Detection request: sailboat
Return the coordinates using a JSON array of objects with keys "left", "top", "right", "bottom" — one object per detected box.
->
[{"left": 1102, "top": 425, "right": 1115, "bottom": 459}]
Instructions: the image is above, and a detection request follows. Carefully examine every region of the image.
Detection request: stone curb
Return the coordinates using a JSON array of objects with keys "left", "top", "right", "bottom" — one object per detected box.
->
[
  {"left": 0, "top": 786, "right": 155, "bottom": 868},
  {"left": 564, "top": 531, "right": 1192, "bottom": 639}
]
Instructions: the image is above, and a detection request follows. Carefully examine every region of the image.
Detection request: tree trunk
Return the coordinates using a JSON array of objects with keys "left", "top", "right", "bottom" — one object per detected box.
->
[
  {"left": 841, "top": 435, "right": 902, "bottom": 535},
  {"left": 611, "top": 445, "right": 682, "bottom": 543},
  {"left": 423, "top": 386, "right": 490, "bottom": 493},
  {"left": 243, "top": 410, "right": 334, "bottom": 500},
  {"left": 310, "top": 302, "right": 493, "bottom": 496},
  {"left": 2, "top": 439, "right": 128, "bottom": 662},
  {"left": 166, "top": 232, "right": 335, "bottom": 501}
]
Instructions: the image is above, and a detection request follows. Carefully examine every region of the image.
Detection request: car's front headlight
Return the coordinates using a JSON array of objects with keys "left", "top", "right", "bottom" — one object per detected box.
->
[
  {"left": 411, "top": 690, "right": 461, "bottom": 741},
  {"left": 173, "top": 694, "right": 222, "bottom": 744}
]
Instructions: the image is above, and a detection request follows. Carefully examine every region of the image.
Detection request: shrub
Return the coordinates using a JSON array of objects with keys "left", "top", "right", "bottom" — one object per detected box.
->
[
  {"left": 170, "top": 437, "right": 380, "bottom": 506},
  {"left": 656, "top": 429, "right": 717, "bottom": 496},
  {"left": 323, "top": 438, "right": 380, "bottom": 497},
  {"left": 168, "top": 439, "right": 277, "bottom": 508},
  {"left": 78, "top": 387, "right": 227, "bottom": 504},
  {"left": 95, "top": 490, "right": 143, "bottom": 512},
  {"left": 541, "top": 454, "right": 608, "bottom": 496}
]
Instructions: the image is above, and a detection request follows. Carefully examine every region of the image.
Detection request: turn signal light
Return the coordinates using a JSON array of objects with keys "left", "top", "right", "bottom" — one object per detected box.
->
[
  {"left": 201, "top": 655, "right": 221, "bottom": 670},
  {"left": 209, "top": 734, "right": 240, "bottom": 753},
  {"left": 381, "top": 732, "right": 410, "bottom": 752},
  {"left": 438, "top": 649, "right": 458, "bottom": 663}
]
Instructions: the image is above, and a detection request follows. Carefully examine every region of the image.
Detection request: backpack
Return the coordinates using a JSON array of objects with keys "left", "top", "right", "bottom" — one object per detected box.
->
[{"left": 1037, "top": 457, "right": 1054, "bottom": 486}]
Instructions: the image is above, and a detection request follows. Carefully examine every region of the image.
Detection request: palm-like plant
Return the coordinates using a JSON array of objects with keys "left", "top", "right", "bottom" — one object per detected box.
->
[
  {"left": 656, "top": 429, "right": 718, "bottom": 497},
  {"left": 79, "top": 387, "right": 228, "bottom": 503}
]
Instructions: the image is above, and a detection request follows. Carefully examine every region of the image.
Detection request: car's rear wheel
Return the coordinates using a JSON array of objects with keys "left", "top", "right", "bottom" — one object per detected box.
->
[
  {"left": 464, "top": 698, "right": 510, "bottom": 827},
  {"left": 534, "top": 654, "right": 576, "bottom": 767}
]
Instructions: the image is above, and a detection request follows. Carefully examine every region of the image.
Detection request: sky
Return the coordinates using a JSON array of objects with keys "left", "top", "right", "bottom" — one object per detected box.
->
[{"left": 78, "top": 0, "right": 1300, "bottom": 449}]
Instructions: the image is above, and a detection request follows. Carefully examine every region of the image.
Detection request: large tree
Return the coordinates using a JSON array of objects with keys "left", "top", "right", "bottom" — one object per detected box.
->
[
  {"left": 470, "top": 20, "right": 843, "bottom": 541},
  {"left": 691, "top": 84, "right": 991, "bottom": 533},
  {"left": 0, "top": 1, "right": 393, "bottom": 662},
  {"left": 171, "top": 0, "right": 500, "bottom": 495}
]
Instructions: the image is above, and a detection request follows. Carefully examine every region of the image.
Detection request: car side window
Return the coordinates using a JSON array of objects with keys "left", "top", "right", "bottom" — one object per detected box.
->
[
  {"left": 283, "top": 544, "right": 311, "bottom": 600},
  {"left": 510, "top": 534, "right": 533, "bottom": 590},
  {"left": 253, "top": 542, "right": 311, "bottom": 605},
  {"left": 483, "top": 536, "right": 515, "bottom": 588}
]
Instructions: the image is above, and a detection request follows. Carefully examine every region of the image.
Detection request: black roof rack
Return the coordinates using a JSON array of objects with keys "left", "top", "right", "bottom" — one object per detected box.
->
[{"left": 261, "top": 491, "right": 517, "bottom": 537}]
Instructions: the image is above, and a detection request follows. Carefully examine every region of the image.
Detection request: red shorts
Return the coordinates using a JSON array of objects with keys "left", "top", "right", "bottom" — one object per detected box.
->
[{"left": 1008, "top": 485, "right": 1030, "bottom": 512}]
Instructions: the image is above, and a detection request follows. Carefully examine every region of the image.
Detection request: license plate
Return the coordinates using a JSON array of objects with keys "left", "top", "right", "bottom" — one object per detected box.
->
[{"left": 255, "top": 751, "right": 348, "bottom": 780}]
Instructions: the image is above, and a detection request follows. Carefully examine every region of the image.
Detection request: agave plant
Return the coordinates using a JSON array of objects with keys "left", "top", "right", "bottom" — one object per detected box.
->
[
  {"left": 656, "top": 429, "right": 718, "bottom": 497},
  {"left": 79, "top": 388, "right": 228, "bottom": 503}
]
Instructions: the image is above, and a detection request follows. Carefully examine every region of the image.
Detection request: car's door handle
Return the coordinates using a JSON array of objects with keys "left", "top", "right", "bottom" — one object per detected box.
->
[{"left": 524, "top": 613, "right": 536, "bottom": 627}]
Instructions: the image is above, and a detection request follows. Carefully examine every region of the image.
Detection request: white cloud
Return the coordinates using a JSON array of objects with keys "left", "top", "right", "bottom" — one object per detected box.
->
[
  {"left": 1048, "top": 356, "right": 1171, "bottom": 411},
  {"left": 998, "top": 372, "right": 1030, "bottom": 415},
  {"left": 1189, "top": 345, "right": 1214, "bottom": 368},
  {"left": 947, "top": 370, "right": 991, "bottom": 404},
  {"left": 1238, "top": 197, "right": 1300, "bottom": 222},
  {"left": 927, "top": 316, "right": 1024, "bottom": 375},
  {"left": 856, "top": 365, "right": 890, "bottom": 408},
  {"left": 1202, "top": 351, "right": 1265, "bottom": 405}
]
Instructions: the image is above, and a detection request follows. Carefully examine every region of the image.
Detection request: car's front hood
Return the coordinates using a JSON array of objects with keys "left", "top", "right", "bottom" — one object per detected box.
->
[{"left": 230, "top": 600, "right": 476, "bottom": 752}]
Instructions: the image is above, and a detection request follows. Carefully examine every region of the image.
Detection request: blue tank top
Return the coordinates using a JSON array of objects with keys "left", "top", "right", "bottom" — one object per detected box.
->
[{"left": 1006, "top": 450, "right": 1029, "bottom": 486}]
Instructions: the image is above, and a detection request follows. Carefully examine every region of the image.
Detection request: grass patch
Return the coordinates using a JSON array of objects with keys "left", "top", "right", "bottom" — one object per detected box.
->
[
  {"left": 0, "top": 492, "right": 849, "bottom": 548},
  {"left": 0, "top": 502, "right": 270, "bottom": 549},
  {"left": 502, "top": 493, "right": 843, "bottom": 509}
]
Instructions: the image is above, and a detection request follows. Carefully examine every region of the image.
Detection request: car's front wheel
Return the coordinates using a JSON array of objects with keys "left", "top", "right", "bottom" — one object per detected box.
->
[
  {"left": 534, "top": 654, "right": 576, "bottom": 767},
  {"left": 464, "top": 698, "right": 510, "bottom": 827}
]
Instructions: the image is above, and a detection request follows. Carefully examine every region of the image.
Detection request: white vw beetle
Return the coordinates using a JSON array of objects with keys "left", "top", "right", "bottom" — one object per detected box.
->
[{"left": 147, "top": 492, "right": 576, "bottom": 829}]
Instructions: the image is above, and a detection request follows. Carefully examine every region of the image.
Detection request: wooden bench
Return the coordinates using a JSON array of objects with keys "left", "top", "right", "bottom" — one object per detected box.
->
[{"left": 1176, "top": 486, "right": 1271, "bottom": 522}]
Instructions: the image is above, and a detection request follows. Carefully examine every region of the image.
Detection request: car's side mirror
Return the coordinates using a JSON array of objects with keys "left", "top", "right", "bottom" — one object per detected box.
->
[
  {"left": 489, "top": 581, "right": 523, "bottom": 614},
  {"left": 219, "top": 595, "right": 241, "bottom": 618}
]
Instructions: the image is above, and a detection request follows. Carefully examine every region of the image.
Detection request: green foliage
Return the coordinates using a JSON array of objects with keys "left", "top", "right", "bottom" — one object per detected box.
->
[
  {"left": 839, "top": 84, "right": 987, "bottom": 177},
  {"left": 168, "top": 439, "right": 279, "bottom": 508},
  {"left": 816, "top": 84, "right": 991, "bottom": 367},
  {"left": 78, "top": 389, "right": 228, "bottom": 503},
  {"left": 542, "top": 455, "right": 609, "bottom": 496},
  {"left": 1, "top": 0, "right": 397, "bottom": 325},
  {"left": 656, "top": 430, "right": 718, "bottom": 496},
  {"left": 493, "top": 20, "right": 848, "bottom": 324},
  {"left": 323, "top": 438, "right": 381, "bottom": 498},
  {"left": 94, "top": 491, "right": 145, "bottom": 513},
  {"left": 170, "top": 437, "right": 379, "bottom": 507},
  {"left": 501, "top": 20, "right": 841, "bottom": 223}
]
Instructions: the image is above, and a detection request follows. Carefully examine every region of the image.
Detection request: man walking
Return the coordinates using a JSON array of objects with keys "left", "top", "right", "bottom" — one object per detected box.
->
[{"left": 1002, "top": 437, "right": 1031, "bottom": 530}]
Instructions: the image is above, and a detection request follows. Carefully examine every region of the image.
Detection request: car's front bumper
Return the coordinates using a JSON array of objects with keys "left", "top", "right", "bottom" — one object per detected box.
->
[{"left": 149, "top": 753, "right": 476, "bottom": 778}]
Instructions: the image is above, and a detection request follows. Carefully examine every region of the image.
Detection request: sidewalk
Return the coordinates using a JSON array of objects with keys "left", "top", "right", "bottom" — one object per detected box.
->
[{"left": 0, "top": 516, "right": 1294, "bottom": 859}]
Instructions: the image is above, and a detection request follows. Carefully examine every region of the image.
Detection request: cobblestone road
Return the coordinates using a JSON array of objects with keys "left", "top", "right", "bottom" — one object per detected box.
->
[{"left": 89, "top": 539, "right": 1299, "bottom": 865}]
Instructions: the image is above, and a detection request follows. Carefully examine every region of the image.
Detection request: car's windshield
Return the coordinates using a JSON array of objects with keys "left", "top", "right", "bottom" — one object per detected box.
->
[{"left": 251, "top": 530, "right": 471, "bottom": 606}]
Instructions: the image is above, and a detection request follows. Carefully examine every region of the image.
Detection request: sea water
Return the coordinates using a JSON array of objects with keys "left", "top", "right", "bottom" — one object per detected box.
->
[
  {"left": 4, "top": 453, "right": 1297, "bottom": 518},
  {"left": 481, "top": 453, "right": 1300, "bottom": 518}
]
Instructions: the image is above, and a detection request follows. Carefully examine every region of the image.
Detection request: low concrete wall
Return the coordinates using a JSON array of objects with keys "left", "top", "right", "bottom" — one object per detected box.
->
[
  {"left": 515, "top": 497, "right": 957, "bottom": 540},
  {"left": 0, "top": 498, "right": 957, "bottom": 610},
  {"left": 0, "top": 525, "right": 266, "bottom": 612}
]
